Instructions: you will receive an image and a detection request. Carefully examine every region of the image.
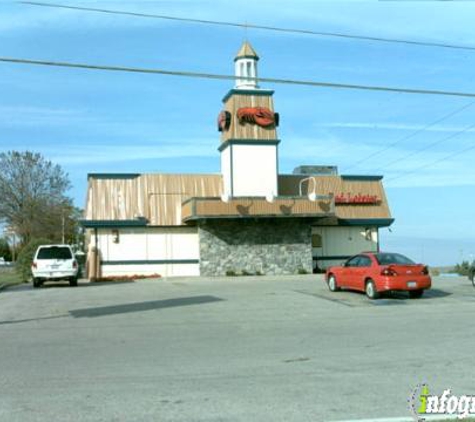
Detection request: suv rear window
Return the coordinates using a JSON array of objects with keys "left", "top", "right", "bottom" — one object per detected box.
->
[{"left": 37, "top": 247, "right": 72, "bottom": 260}]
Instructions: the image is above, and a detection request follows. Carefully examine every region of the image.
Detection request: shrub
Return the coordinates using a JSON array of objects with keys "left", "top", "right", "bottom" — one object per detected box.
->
[
  {"left": 298, "top": 268, "right": 309, "bottom": 274},
  {"left": 453, "top": 261, "right": 473, "bottom": 276},
  {"left": 0, "top": 237, "right": 12, "bottom": 261},
  {"left": 16, "top": 238, "right": 51, "bottom": 282},
  {"left": 93, "top": 273, "right": 161, "bottom": 282},
  {"left": 225, "top": 269, "right": 236, "bottom": 276}
]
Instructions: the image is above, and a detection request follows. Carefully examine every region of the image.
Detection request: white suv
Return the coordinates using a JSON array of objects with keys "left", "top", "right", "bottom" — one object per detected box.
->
[{"left": 31, "top": 245, "right": 79, "bottom": 288}]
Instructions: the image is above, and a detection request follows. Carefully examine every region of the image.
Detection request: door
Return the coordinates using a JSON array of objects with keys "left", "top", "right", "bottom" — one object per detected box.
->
[
  {"left": 339, "top": 255, "right": 361, "bottom": 288},
  {"left": 311, "top": 228, "right": 324, "bottom": 272},
  {"left": 355, "top": 255, "right": 372, "bottom": 291}
]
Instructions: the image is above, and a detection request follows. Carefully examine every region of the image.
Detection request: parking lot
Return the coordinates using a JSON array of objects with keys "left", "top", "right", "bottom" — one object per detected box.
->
[{"left": 1, "top": 274, "right": 474, "bottom": 421}]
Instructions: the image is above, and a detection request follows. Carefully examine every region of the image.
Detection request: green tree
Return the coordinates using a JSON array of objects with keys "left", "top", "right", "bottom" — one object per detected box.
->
[
  {"left": 16, "top": 238, "right": 51, "bottom": 282},
  {"left": 0, "top": 151, "right": 72, "bottom": 245},
  {"left": 0, "top": 237, "right": 12, "bottom": 261},
  {"left": 454, "top": 261, "right": 471, "bottom": 276}
]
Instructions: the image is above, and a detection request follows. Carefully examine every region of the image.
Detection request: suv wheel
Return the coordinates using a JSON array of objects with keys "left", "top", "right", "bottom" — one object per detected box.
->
[
  {"left": 69, "top": 277, "right": 78, "bottom": 287},
  {"left": 33, "top": 278, "right": 41, "bottom": 288}
]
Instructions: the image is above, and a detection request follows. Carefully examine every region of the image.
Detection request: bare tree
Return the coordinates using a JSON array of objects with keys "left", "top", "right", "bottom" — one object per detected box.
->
[{"left": 0, "top": 151, "right": 73, "bottom": 244}]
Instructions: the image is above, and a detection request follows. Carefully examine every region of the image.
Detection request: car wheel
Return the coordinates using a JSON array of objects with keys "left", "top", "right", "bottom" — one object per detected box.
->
[
  {"left": 327, "top": 275, "right": 340, "bottom": 292},
  {"left": 409, "top": 289, "right": 424, "bottom": 299},
  {"left": 365, "top": 279, "right": 379, "bottom": 300},
  {"left": 69, "top": 277, "right": 78, "bottom": 287},
  {"left": 33, "top": 278, "right": 41, "bottom": 288}
]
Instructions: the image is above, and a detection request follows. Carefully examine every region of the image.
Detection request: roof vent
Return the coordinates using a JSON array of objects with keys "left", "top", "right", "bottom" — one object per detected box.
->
[{"left": 293, "top": 165, "right": 338, "bottom": 176}]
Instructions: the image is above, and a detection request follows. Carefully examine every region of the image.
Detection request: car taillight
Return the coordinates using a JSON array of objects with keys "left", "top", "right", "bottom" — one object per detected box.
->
[
  {"left": 31, "top": 262, "right": 37, "bottom": 269},
  {"left": 381, "top": 267, "right": 397, "bottom": 276},
  {"left": 421, "top": 266, "right": 429, "bottom": 275},
  {"left": 73, "top": 261, "right": 78, "bottom": 269}
]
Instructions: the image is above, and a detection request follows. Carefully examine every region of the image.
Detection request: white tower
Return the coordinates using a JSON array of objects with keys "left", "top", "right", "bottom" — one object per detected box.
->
[
  {"left": 234, "top": 41, "right": 259, "bottom": 89},
  {"left": 218, "top": 42, "right": 279, "bottom": 198}
]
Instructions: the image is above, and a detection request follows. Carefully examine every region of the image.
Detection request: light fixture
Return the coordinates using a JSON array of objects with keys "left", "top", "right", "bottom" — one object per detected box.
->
[
  {"left": 299, "top": 177, "right": 317, "bottom": 200},
  {"left": 266, "top": 192, "right": 276, "bottom": 203},
  {"left": 112, "top": 229, "right": 120, "bottom": 244},
  {"left": 365, "top": 228, "right": 372, "bottom": 241}
]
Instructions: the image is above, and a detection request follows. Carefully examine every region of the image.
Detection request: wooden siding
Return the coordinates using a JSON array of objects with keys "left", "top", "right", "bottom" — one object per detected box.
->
[
  {"left": 85, "top": 173, "right": 391, "bottom": 227},
  {"left": 278, "top": 175, "right": 391, "bottom": 220},
  {"left": 182, "top": 196, "right": 335, "bottom": 222},
  {"left": 85, "top": 174, "right": 222, "bottom": 226},
  {"left": 221, "top": 94, "right": 277, "bottom": 142}
]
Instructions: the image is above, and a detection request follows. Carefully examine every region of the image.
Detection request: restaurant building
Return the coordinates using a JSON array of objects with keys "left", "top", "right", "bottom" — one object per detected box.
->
[{"left": 82, "top": 42, "right": 394, "bottom": 279}]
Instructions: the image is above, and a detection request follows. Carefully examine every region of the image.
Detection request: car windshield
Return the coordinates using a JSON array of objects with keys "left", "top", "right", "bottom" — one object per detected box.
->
[
  {"left": 375, "top": 253, "right": 416, "bottom": 266},
  {"left": 37, "top": 247, "right": 72, "bottom": 260}
]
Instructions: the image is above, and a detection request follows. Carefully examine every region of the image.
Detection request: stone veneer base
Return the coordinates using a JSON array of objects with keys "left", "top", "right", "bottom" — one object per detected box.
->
[{"left": 198, "top": 219, "right": 313, "bottom": 276}]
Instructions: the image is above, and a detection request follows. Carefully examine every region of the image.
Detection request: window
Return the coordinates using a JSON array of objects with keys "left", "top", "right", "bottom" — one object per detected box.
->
[
  {"left": 345, "top": 256, "right": 361, "bottom": 267},
  {"left": 37, "top": 247, "right": 72, "bottom": 260},
  {"left": 375, "top": 253, "right": 415, "bottom": 266},
  {"left": 358, "top": 256, "right": 372, "bottom": 267},
  {"left": 311, "top": 234, "right": 322, "bottom": 248}
]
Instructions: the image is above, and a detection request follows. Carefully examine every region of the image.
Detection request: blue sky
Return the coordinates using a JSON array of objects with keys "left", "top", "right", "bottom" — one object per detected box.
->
[{"left": 1, "top": 0, "right": 475, "bottom": 266}]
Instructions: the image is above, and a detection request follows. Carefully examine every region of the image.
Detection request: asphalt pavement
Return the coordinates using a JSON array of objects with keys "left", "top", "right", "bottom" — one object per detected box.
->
[{"left": 0, "top": 274, "right": 474, "bottom": 422}]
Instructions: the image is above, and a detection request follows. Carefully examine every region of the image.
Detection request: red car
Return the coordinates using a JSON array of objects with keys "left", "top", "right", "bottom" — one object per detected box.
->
[{"left": 325, "top": 252, "right": 431, "bottom": 299}]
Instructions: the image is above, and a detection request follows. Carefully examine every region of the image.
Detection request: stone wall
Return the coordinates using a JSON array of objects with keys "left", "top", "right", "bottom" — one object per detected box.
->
[{"left": 198, "top": 219, "right": 312, "bottom": 276}]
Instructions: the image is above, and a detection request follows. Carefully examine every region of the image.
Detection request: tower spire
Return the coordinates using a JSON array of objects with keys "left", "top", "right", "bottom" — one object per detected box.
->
[{"left": 234, "top": 41, "right": 259, "bottom": 89}]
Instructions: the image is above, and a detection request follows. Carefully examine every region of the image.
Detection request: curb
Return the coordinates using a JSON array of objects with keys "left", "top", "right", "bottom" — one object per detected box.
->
[
  {"left": 331, "top": 415, "right": 462, "bottom": 421},
  {"left": 0, "top": 282, "right": 26, "bottom": 292}
]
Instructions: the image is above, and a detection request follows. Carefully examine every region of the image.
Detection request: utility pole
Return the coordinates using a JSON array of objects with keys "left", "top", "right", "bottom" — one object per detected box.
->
[{"left": 62, "top": 214, "right": 65, "bottom": 244}]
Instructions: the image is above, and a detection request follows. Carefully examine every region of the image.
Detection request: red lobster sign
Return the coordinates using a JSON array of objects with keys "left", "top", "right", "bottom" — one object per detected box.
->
[
  {"left": 217, "top": 111, "right": 231, "bottom": 132},
  {"left": 237, "top": 107, "right": 278, "bottom": 128},
  {"left": 335, "top": 193, "right": 381, "bottom": 205}
]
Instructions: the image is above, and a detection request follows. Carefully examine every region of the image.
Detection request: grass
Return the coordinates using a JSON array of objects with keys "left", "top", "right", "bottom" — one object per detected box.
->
[
  {"left": 420, "top": 417, "right": 475, "bottom": 421},
  {"left": 0, "top": 268, "right": 24, "bottom": 289},
  {"left": 435, "top": 419, "right": 475, "bottom": 421}
]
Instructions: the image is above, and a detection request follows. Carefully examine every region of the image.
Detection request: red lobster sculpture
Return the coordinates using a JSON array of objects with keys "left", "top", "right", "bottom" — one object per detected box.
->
[{"left": 237, "top": 107, "right": 278, "bottom": 128}]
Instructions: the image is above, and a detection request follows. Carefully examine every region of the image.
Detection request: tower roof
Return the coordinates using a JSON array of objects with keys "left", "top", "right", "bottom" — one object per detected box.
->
[{"left": 234, "top": 41, "right": 259, "bottom": 62}]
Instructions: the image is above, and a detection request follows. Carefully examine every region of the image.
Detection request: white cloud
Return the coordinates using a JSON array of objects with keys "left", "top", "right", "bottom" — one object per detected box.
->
[
  {"left": 279, "top": 132, "right": 475, "bottom": 189},
  {"left": 6, "top": 0, "right": 475, "bottom": 46},
  {"left": 37, "top": 138, "right": 216, "bottom": 165},
  {"left": 0, "top": 106, "right": 95, "bottom": 126},
  {"left": 319, "top": 122, "right": 475, "bottom": 133}
]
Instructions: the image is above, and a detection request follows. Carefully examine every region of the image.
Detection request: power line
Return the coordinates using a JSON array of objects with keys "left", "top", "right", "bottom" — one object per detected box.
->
[
  {"left": 345, "top": 99, "right": 475, "bottom": 171},
  {"left": 2, "top": 56, "right": 475, "bottom": 98},
  {"left": 385, "top": 141, "right": 475, "bottom": 184},
  {"left": 19, "top": 1, "right": 475, "bottom": 52},
  {"left": 373, "top": 121, "right": 475, "bottom": 173}
]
